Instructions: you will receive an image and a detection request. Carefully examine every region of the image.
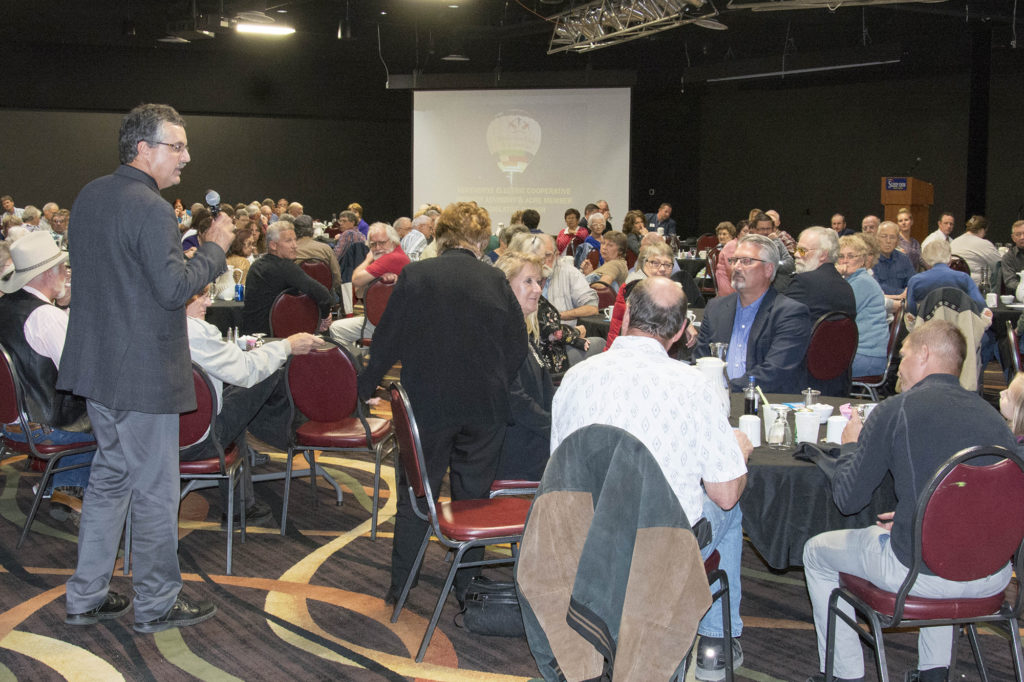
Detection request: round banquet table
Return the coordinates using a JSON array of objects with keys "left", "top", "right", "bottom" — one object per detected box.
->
[
  {"left": 676, "top": 257, "right": 705, "bottom": 279},
  {"left": 731, "top": 392, "right": 897, "bottom": 570},
  {"left": 206, "top": 300, "right": 244, "bottom": 336}
]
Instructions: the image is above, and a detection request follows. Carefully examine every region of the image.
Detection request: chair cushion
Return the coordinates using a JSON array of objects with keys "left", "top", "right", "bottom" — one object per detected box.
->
[
  {"left": 852, "top": 374, "right": 884, "bottom": 384},
  {"left": 490, "top": 479, "right": 540, "bottom": 492},
  {"left": 179, "top": 445, "right": 241, "bottom": 475},
  {"left": 704, "top": 550, "right": 720, "bottom": 574},
  {"left": 437, "top": 497, "right": 530, "bottom": 541},
  {"left": 839, "top": 572, "right": 1007, "bottom": 620},
  {"left": 295, "top": 417, "right": 391, "bottom": 448}
]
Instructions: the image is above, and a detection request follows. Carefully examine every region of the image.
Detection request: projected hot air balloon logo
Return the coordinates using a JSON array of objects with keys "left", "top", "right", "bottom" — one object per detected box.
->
[{"left": 486, "top": 110, "right": 542, "bottom": 186}]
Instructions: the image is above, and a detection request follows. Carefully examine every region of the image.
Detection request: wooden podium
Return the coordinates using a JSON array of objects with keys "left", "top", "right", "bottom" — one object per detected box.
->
[{"left": 880, "top": 176, "right": 933, "bottom": 242}]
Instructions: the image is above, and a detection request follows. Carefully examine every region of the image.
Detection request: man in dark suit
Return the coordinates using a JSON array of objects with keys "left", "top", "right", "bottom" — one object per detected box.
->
[
  {"left": 59, "top": 104, "right": 234, "bottom": 633},
  {"left": 357, "top": 201, "right": 526, "bottom": 606},
  {"left": 696, "top": 234, "right": 811, "bottom": 393},
  {"left": 783, "top": 226, "right": 857, "bottom": 395}
]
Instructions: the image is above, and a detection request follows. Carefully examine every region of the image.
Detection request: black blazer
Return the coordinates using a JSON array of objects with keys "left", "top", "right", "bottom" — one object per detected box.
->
[
  {"left": 358, "top": 248, "right": 527, "bottom": 431},
  {"left": 695, "top": 287, "right": 811, "bottom": 394},
  {"left": 782, "top": 263, "right": 857, "bottom": 323},
  {"left": 498, "top": 351, "right": 555, "bottom": 481}
]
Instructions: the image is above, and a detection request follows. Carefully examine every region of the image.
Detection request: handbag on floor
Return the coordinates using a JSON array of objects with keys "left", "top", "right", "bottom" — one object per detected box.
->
[{"left": 457, "top": 576, "right": 526, "bottom": 637}]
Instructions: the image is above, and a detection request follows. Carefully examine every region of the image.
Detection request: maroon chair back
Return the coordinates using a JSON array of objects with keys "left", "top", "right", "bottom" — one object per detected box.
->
[
  {"left": 286, "top": 342, "right": 358, "bottom": 423},
  {"left": 919, "top": 447, "right": 1024, "bottom": 582},
  {"left": 299, "top": 260, "right": 332, "bottom": 289},
  {"left": 625, "top": 249, "right": 638, "bottom": 270},
  {"left": 269, "top": 289, "right": 319, "bottom": 337},
  {"left": 591, "top": 282, "right": 617, "bottom": 309},
  {"left": 363, "top": 277, "right": 396, "bottom": 327},
  {"left": 696, "top": 233, "right": 719, "bottom": 252},
  {"left": 948, "top": 256, "right": 971, "bottom": 275},
  {"left": 0, "top": 344, "right": 22, "bottom": 426},
  {"left": 806, "top": 312, "right": 858, "bottom": 381},
  {"left": 179, "top": 364, "right": 216, "bottom": 449},
  {"left": 587, "top": 249, "right": 600, "bottom": 271},
  {"left": 388, "top": 383, "right": 429, "bottom": 499},
  {"left": 702, "top": 248, "right": 719, "bottom": 294}
]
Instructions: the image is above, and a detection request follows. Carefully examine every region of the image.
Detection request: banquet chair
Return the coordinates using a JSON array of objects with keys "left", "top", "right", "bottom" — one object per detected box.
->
[
  {"left": 852, "top": 301, "right": 904, "bottom": 401},
  {"left": 587, "top": 249, "right": 600, "bottom": 272},
  {"left": 489, "top": 479, "right": 539, "bottom": 498},
  {"left": 701, "top": 248, "right": 719, "bottom": 298},
  {"left": 0, "top": 343, "right": 97, "bottom": 549},
  {"left": 177, "top": 363, "right": 247, "bottom": 574},
  {"left": 948, "top": 256, "right": 971, "bottom": 276},
  {"left": 269, "top": 289, "right": 319, "bottom": 337},
  {"left": 590, "top": 281, "right": 617, "bottom": 309},
  {"left": 697, "top": 233, "right": 720, "bottom": 253},
  {"left": 298, "top": 259, "right": 332, "bottom": 290},
  {"left": 824, "top": 445, "right": 1024, "bottom": 682},
  {"left": 356, "top": 276, "right": 396, "bottom": 348},
  {"left": 626, "top": 249, "right": 638, "bottom": 270},
  {"left": 387, "top": 382, "right": 530, "bottom": 662},
  {"left": 704, "top": 549, "right": 735, "bottom": 682},
  {"left": 280, "top": 341, "right": 395, "bottom": 538},
  {"left": 805, "top": 312, "right": 858, "bottom": 393},
  {"left": 1007, "top": 321, "right": 1023, "bottom": 375}
]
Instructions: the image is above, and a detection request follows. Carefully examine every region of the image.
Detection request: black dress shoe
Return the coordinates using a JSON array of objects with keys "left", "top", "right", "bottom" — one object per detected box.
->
[
  {"left": 220, "top": 499, "right": 274, "bottom": 528},
  {"left": 383, "top": 586, "right": 401, "bottom": 606},
  {"left": 66, "top": 591, "right": 131, "bottom": 625},
  {"left": 134, "top": 596, "right": 217, "bottom": 634}
]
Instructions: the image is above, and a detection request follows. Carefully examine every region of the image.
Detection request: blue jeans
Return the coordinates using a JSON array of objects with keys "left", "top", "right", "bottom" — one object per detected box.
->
[
  {"left": 2, "top": 426, "right": 94, "bottom": 492},
  {"left": 698, "top": 492, "right": 743, "bottom": 638}
]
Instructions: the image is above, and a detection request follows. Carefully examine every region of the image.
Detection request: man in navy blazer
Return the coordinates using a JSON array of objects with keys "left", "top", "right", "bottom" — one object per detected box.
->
[
  {"left": 782, "top": 227, "right": 857, "bottom": 396},
  {"left": 696, "top": 234, "right": 811, "bottom": 393},
  {"left": 60, "top": 104, "right": 234, "bottom": 633}
]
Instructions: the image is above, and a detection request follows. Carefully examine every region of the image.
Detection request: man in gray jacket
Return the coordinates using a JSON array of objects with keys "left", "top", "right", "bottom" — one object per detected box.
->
[{"left": 60, "top": 103, "right": 234, "bottom": 634}]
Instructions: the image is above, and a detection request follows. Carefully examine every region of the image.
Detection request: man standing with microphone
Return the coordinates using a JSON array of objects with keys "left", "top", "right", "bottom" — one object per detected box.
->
[{"left": 60, "top": 103, "right": 235, "bottom": 634}]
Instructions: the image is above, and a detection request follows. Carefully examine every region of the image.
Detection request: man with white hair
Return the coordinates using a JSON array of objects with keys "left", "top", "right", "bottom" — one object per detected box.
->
[
  {"left": 513, "top": 232, "right": 598, "bottom": 326},
  {"left": 242, "top": 221, "right": 332, "bottom": 336},
  {"left": 696, "top": 234, "right": 811, "bottom": 393},
  {"left": 329, "top": 221, "right": 410, "bottom": 347},
  {"left": 0, "top": 232, "right": 93, "bottom": 523},
  {"left": 400, "top": 214, "right": 433, "bottom": 261},
  {"left": 21, "top": 206, "right": 44, "bottom": 233},
  {"left": 41, "top": 202, "right": 59, "bottom": 232}
]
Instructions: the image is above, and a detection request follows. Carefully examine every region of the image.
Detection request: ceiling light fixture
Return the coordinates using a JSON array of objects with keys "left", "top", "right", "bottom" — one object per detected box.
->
[
  {"left": 547, "top": 0, "right": 724, "bottom": 54},
  {"left": 236, "top": 22, "right": 295, "bottom": 35}
]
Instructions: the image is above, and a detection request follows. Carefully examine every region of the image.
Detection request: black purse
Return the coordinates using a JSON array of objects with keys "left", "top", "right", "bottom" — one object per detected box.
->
[{"left": 457, "top": 576, "right": 526, "bottom": 637}]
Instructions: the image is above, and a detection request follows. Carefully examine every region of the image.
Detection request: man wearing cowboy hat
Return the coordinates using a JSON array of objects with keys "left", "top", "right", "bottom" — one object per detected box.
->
[{"left": 0, "top": 231, "right": 93, "bottom": 522}]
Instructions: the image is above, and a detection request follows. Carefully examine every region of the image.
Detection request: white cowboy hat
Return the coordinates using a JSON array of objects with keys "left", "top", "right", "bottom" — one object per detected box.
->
[{"left": 0, "top": 231, "right": 68, "bottom": 294}]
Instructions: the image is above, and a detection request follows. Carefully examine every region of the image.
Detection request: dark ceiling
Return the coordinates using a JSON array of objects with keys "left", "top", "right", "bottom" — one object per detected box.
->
[{"left": 3, "top": 0, "right": 1022, "bottom": 88}]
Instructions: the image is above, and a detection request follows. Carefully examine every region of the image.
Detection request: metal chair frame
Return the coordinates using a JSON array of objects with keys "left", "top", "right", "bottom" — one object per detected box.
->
[
  {"left": 824, "top": 445, "right": 1024, "bottom": 682},
  {"left": 0, "top": 343, "right": 96, "bottom": 548},
  {"left": 851, "top": 301, "right": 904, "bottom": 401}
]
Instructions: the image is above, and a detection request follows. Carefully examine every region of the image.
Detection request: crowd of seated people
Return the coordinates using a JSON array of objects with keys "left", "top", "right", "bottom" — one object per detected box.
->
[{"left": 5, "top": 183, "right": 1023, "bottom": 680}]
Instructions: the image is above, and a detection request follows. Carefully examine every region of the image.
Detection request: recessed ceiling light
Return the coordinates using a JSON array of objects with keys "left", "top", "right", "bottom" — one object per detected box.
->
[{"left": 380, "top": 10, "right": 387, "bottom": 15}]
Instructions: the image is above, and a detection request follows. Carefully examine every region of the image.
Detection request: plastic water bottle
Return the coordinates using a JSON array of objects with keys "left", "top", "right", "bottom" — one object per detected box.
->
[{"left": 744, "top": 376, "right": 759, "bottom": 415}]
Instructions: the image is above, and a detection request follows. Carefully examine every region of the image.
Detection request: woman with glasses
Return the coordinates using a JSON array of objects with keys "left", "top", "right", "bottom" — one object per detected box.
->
[
  {"left": 604, "top": 243, "right": 698, "bottom": 350},
  {"left": 837, "top": 234, "right": 889, "bottom": 377}
]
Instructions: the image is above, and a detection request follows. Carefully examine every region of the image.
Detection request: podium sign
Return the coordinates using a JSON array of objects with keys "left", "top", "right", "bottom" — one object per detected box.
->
[{"left": 880, "top": 176, "right": 933, "bottom": 242}]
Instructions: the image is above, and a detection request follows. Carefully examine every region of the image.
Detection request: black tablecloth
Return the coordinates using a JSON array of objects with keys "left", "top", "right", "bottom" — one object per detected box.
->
[
  {"left": 579, "top": 314, "right": 610, "bottom": 339},
  {"left": 206, "top": 300, "right": 244, "bottom": 336},
  {"left": 676, "top": 257, "right": 705, "bottom": 279},
  {"left": 732, "top": 392, "right": 897, "bottom": 569}
]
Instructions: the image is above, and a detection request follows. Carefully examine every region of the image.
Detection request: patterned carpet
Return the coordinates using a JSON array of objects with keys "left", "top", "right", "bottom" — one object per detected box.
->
[{"left": 0, "top": 360, "right": 1019, "bottom": 680}]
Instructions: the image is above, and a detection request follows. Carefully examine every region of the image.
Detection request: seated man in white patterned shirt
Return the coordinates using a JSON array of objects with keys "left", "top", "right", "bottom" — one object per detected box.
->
[
  {"left": 184, "top": 285, "right": 321, "bottom": 526},
  {"left": 551, "top": 276, "right": 751, "bottom": 682}
]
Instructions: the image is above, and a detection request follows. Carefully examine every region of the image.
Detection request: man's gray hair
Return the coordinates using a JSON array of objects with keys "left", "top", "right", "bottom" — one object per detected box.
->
[
  {"left": 588, "top": 213, "right": 607, "bottom": 228},
  {"left": 802, "top": 226, "right": 839, "bottom": 263},
  {"left": 500, "top": 223, "right": 529, "bottom": 246},
  {"left": 626, "top": 277, "right": 688, "bottom": 341},
  {"left": 369, "top": 221, "right": 401, "bottom": 246},
  {"left": 276, "top": 213, "right": 295, "bottom": 225},
  {"left": 42, "top": 202, "right": 59, "bottom": 214},
  {"left": 921, "top": 239, "right": 952, "bottom": 268},
  {"left": 267, "top": 222, "right": 294, "bottom": 243},
  {"left": 739, "top": 234, "right": 780, "bottom": 281},
  {"left": 21, "top": 205, "right": 41, "bottom": 222},
  {"left": 119, "top": 103, "right": 185, "bottom": 165},
  {"left": 293, "top": 214, "right": 315, "bottom": 238},
  {"left": 411, "top": 214, "right": 432, "bottom": 230}
]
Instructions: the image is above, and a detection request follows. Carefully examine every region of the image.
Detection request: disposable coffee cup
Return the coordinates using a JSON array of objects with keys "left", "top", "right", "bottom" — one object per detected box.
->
[
  {"left": 986, "top": 292, "right": 998, "bottom": 308},
  {"left": 825, "top": 415, "right": 849, "bottom": 443},
  {"left": 739, "top": 414, "right": 761, "bottom": 448},
  {"left": 795, "top": 409, "right": 819, "bottom": 444}
]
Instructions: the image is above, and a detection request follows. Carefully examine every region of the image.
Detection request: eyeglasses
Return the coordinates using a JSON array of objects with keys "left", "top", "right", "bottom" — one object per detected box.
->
[
  {"left": 368, "top": 239, "right": 390, "bottom": 249},
  {"left": 794, "top": 246, "right": 819, "bottom": 257},
  {"left": 646, "top": 260, "right": 674, "bottom": 270},
  {"left": 149, "top": 140, "right": 189, "bottom": 154},
  {"left": 727, "top": 256, "right": 770, "bottom": 267}
]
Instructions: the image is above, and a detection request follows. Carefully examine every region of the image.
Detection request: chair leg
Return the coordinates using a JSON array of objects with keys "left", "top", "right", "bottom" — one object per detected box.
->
[
  {"left": 965, "top": 623, "right": 990, "bottom": 682},
  {"left": 392, "top": 527, "right": 432, "bottom": 623},
  {"left": 717, "top": 571, "right": 733, "bottom": 682},
  {"left": 17, "top": 456, "right": 59, "bottom": 548},
  {"left": 371, "top": 439, "right": 388, "bottom": 541},
  {"left": 279, "top": 447, "right": 296, "bottom": 535},
  {"left": 313, "top": 464, "right": 343, "bottom": 505},
  {"left": 415, "top": 544, "right": 469, "bottom": 662},
  {"left": 225, "top": 471, "right": 234, "bottom": 576},
  {"left": 1007, "top": 616, "right": 1024, "bottom": 682},
  {"left": 307, "top": 449, "right": 318, "bottom": 508}
]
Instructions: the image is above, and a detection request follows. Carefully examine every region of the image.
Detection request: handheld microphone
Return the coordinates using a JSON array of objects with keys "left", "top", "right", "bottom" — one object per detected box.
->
[{"left": 205, "top": 189, "right": 221, "bottom": 218}]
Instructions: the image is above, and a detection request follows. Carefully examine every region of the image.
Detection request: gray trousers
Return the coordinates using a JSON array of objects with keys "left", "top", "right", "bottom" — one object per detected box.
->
[
  {"left": 804, "top": 525, "right": 1011, "bottom": 678},
  {"left": 66, "top": 402, "right": 182, "bottom": 622}
]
